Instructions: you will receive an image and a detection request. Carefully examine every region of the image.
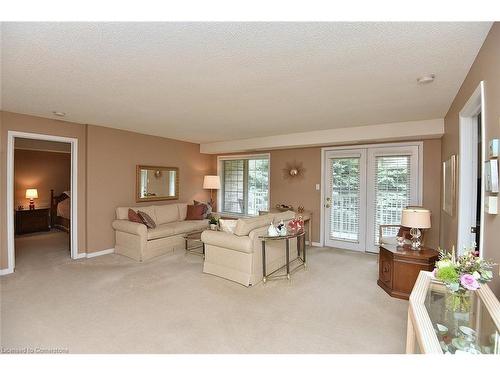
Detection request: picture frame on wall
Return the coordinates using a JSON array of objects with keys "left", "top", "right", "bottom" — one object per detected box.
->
[
  {"left": 442, "top": 155, "right": 456, "bottom": 216},
  {"left": 485, "top": 159, "right": 499, "bottom": 193}
]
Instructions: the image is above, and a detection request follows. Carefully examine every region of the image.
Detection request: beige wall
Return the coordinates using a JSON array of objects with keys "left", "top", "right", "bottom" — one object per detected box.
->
[
  {"left": 14, "top": 149, "right": 71, "bottom": 209},
  {"left": 441, "top": 22, "right": 500, "bottom": 295},
  {"left": 1, "top": 111, "right": 87, "bottom": 269},
  {"left": 0, "top": 111, "right": 216, "bottom": 269},
  {"left": 222, "top": 139, "right": 442, "bottom": 248},
  {"left": 85, "top": 125, "right": 215, "bottom": 252}
]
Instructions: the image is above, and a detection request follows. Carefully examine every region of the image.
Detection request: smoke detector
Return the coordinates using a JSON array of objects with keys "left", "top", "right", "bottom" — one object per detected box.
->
[
  {"left": 417, "top": 74, "right": 435, "bottom": 84},
  {"left": 52, "top": 111, "right": 66, "bottom": 117}
]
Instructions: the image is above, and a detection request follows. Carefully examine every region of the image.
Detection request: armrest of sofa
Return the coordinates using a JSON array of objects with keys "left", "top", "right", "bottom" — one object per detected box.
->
[
  {"left": 201, "top": 230, "right": 253, "bottom": 254},
  {"left": 112, "top": 220, "right": 147, "bottom": 237}
]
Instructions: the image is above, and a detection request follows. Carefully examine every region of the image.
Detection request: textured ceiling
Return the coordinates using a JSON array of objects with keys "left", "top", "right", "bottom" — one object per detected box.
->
[{"left": 0, "top": 22, "right": 492, "bottom": 143}]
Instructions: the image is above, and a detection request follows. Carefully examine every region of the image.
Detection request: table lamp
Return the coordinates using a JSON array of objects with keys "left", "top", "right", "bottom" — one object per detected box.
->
[
  {"left": 203, "top": 175, "right": 221, "bottom": 207},
  {"left": 401, "top": 207, "right": 431, "bottom": 250},
  {"left": 26, "top": 188, "right": 38, "bottom": 210}
]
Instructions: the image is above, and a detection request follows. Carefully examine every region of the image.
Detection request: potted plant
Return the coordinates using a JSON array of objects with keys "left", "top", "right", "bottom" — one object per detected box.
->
[{"left": 208, "top": 216, "right": 219, "bottom": 230}]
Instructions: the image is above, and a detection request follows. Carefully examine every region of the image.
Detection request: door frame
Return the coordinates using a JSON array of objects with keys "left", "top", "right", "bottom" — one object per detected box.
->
[
  {"left": 320, "top": 141, "right": 423, "bottom": 248},
  {"left": 457, "top": 81, "right": 485, "bottom": 256},
  {"left": 4, "top": 131, "right": 79, "bottom": 275}
]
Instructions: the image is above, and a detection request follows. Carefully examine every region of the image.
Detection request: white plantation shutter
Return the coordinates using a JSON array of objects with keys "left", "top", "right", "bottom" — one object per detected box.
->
[
  {"left": 373, "top": 155, "right": 412, "bottom": 244},
  {"left": 330, "top": 157, "right": 360, "bottom": 241}
]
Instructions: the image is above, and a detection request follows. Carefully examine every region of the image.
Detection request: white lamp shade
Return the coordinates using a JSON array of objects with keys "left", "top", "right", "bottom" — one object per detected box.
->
[
  {"left": 401, "top": 208, "right": 431, "bottom": 229},
  {"left": 25, "top": 188, "right": 38, "bottom": 199},
  {"left": 203, "top": 175, "right": 221, "bottom": 190}
]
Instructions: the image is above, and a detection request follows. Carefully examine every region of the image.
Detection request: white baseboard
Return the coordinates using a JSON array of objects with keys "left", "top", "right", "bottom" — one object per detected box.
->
[
  {"left": 305, "top": 241, "right": 322, "bottom": 247},
  {"left": 86, "top": 248, "right": 115, "bottom": 258},
  {"left": 0, "top": 267, "right": 14, "bottom": 276},
  {"left": 74, "top": 253, "right": 87, "bottom": 259}
]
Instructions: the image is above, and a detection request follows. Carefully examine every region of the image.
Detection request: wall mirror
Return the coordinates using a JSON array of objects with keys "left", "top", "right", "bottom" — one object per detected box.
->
[{"left": 136, "top": 165, "right": 179, "bottom": 202}]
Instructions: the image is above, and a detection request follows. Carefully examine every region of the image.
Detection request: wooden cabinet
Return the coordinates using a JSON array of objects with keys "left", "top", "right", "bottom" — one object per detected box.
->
[
  {"left": 377, "top": 244, "right": 439, "bottom": 300},
  {"left": 15, "top": 208, "right": 50, "bottom": 235}
]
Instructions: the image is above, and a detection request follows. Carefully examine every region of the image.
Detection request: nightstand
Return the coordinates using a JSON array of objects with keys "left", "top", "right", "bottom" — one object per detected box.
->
[{"left": 15, "top": 208, "right": 51, "bottom": 235}]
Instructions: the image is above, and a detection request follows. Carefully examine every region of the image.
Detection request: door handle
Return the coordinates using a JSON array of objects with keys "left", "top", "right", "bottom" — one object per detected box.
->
[
  {"left": 471, "top": 226, "right": 477, "bottom": 234},
  {"left": 325, "top": 197, "right": 331, "bottom": 208}
]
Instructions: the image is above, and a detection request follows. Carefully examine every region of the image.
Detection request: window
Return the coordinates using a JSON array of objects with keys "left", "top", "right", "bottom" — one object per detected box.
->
[{"left": 219, "top": 155, "right": 270, "bottom": 216}]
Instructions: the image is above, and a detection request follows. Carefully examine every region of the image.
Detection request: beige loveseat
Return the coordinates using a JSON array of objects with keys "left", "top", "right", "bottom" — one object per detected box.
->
[
  {"left": 112, "top": 203, "right": 208, "bottom": 261},
  {"left": 201, "top": 211, "right": 298, "bottom": 286}
]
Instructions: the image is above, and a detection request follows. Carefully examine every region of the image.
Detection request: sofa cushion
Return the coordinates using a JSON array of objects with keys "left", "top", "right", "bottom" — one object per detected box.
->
[
  {"left": 168, "top": 220, "right": 209, "bottom": 235},
  {"left": 128, "top": 208, "right": 143, "bottom": 223},
  {"left": 117, "top": 205, "right": 157, "bottom": 223},
  {"left": 147, "top": 223, "right": 176, "bottom": 240},
  {"left": 178, "top": 203, "right": 188, "bottom": 221},
  {"left": 234, "top": 214, "right": 272, "bottom": 236},
  {"left": 186, "top": 204, "right": 205, "bottom": 220},
  {"left": 155, "top": 204, "right": 179, "bottom": 225},
  {"left": 273, "top": 210, "right": 296, "bottom": 221},
  {"left": 219, "top": 219, "right": 237, "bottom": 234},
  {"left": 138, "top": 210, "right": 156, "bottom": 229},
  {"left": 201, "top": 230, "right": 253, "bottom": 253}
]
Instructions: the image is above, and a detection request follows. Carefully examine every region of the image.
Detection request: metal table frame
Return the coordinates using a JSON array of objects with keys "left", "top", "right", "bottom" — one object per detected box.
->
[
  {"left": 183, "top": 230, "right": 205, "bottom": 258},
  {"left": 260, "top": 231, "right": 306, "bottom": 283}
]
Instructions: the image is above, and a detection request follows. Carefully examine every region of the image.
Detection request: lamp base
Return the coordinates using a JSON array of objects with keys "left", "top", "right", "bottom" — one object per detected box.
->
[
  {"left": 409, "top": 227, "right": 422, "bottom": 250},
  {"left": 29, "top": 199, "right": 35, "bottom": 210}
]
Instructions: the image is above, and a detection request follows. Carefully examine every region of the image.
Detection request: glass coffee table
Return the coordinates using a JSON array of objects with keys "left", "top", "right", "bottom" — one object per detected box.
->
[
  {"left": 407, "top": 271, "right": 500, "bottom": 354},
  {"left": 183, "top": 230, "right": 205, "bottom": 258}
]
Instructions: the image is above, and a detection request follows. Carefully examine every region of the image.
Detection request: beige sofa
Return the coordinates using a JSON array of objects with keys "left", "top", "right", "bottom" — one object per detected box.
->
[
  {"left": 112, "top": 203, "right": 208, "bottom": 261},
  {"left": 201, "top": 211, "right": 298, "bottom": 286}
]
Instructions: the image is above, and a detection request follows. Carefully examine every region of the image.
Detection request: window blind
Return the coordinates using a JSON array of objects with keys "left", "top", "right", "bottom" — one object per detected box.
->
[
  {"left": 220, "top": 156, "right": 269, "bottom": 215},
  {"left": 330, "top": 157, "right": 360, "bottom": 241},
  {"left": 373, "top": 155, "right": 411, "bottom": 244}
]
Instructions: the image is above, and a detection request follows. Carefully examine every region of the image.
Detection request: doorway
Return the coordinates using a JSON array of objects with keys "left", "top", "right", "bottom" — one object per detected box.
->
[
  {"left": 5, "top": 131, "right": 78, "bottom": 275},
  {"left": 457, "top": 82, "right": 485, "bottom": 256},
  {"left": 321, "top": 142, "right": 422, "bottom": 253}
]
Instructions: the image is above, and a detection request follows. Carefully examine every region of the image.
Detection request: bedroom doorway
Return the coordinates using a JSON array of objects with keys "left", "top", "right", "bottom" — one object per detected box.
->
[{"left": 5, "top": 131, "right": 78, "bottom": 275}]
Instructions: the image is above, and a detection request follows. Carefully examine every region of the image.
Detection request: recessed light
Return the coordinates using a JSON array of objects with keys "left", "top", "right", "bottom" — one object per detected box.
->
[
  {"left": 417, "top": 74, "right": 435, "bottom": 84},
  {"left": 52, "top": 111, "right": 66, "bottom": 117}
]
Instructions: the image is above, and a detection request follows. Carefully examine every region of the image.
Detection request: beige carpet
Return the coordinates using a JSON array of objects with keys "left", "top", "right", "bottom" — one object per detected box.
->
[{"left": 1, "top": 232, "right": 408, "bottom": 354}]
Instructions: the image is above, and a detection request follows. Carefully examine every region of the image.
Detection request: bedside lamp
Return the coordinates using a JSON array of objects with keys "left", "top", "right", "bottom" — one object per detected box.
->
[
  {"left": 203, "top": 175, "right": 221, "bottom": 207},
  {"left": 401, "top": 207, "right": 431, "bottom": 250},
  {"left": 26, "top": 188, "right": 38, "bottom": 210}
]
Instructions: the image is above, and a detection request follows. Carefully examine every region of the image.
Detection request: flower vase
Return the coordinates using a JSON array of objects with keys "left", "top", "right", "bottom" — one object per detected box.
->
[{"left": 445, "top": 290, "right": 472, "bottom": 313}]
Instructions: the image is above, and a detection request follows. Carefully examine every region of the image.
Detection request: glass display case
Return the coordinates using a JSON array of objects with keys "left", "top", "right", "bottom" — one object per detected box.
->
[{"left": 406, "top": 271, "right": 500, "bottom": 354}]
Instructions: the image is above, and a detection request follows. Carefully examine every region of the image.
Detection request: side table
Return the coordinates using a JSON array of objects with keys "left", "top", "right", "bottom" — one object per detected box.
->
[{"left": 259, "top": 231, "right": 306, "bottom": 283}]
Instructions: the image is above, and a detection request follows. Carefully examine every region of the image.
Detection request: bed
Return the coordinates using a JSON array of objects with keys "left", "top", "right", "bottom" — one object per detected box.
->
[{"left": 50, "top": 189, "right": 70, "bottom": 232}]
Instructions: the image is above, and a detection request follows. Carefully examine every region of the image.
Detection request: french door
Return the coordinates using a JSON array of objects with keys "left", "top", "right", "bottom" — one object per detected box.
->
[{"left": 324, "top": 145, "right": 420, "bottom": 253}]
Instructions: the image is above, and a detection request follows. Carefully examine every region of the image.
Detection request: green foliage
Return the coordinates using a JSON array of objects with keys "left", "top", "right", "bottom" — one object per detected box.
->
[
  {"left": 208, "top": 216, "right": 219, "bottom": 225},
  {"left": 436, "top": 266, "right": 459, "bottom": 284}
]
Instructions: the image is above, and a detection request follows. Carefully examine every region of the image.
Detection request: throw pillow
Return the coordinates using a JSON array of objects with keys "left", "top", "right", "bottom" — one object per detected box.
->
[
  {"left": 219, "top": 219, "right": 237, "bottom": 234},
  {"left": 128, "top": 208, "right": 143, "bottom": 224},
  {"left": 194, "top": 200, "right": 212, "bottom": 218},
  {"left": 137, "top": 210, "right": 157, "bottom": 229},
  {"left": 186, "top": 204, "right": 205, "bottom": 220}
]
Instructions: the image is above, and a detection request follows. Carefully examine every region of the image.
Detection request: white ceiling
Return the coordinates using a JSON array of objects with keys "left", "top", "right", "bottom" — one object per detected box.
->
[{"left": 1, "top": 22, "right": 492, "bottom": 144}]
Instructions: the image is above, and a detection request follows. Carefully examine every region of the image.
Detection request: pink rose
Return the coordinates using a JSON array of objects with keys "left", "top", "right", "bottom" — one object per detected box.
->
[{"left": 460, "top": 274, "right": 480, "bottom": 291}]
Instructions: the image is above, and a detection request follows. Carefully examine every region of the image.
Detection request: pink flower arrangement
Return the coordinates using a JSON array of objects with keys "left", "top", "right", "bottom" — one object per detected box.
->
[{"left": 460, "top": 274, "right": 480, "bottom": 291}]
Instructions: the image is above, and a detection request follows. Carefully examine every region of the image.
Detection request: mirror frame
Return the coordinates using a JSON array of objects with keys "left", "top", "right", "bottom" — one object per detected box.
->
[{"left": 136, "top": 165, "right": 179, "bottom": 202}]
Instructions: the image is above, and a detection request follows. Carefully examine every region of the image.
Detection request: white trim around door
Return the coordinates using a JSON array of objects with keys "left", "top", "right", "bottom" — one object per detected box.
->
[
  {"left": 3, "top": 131, "right": 79, "bottom": 275},
  {"left": 320, "top": 141, "right": 424, "bottom": 249},
  {"left": 457, "top": 81, "right": 485, "bottom": 256}
]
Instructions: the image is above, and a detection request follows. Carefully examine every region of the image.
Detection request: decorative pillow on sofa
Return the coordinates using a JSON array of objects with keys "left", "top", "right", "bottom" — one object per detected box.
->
[
  {"left": 128, "top": 208, "right": 143, "bottom": 224},
  {"left": 219, "top": 219, "right": 237, "bottom": 234},
  {"left": 193, "top": 200, "right": 212, "bottom": 218},
  {"left": 186, "top": 204, "right": 205, "bottom": 220},
  {"left": 137, "top": 211, "right": 157, "bottom": 229}
]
